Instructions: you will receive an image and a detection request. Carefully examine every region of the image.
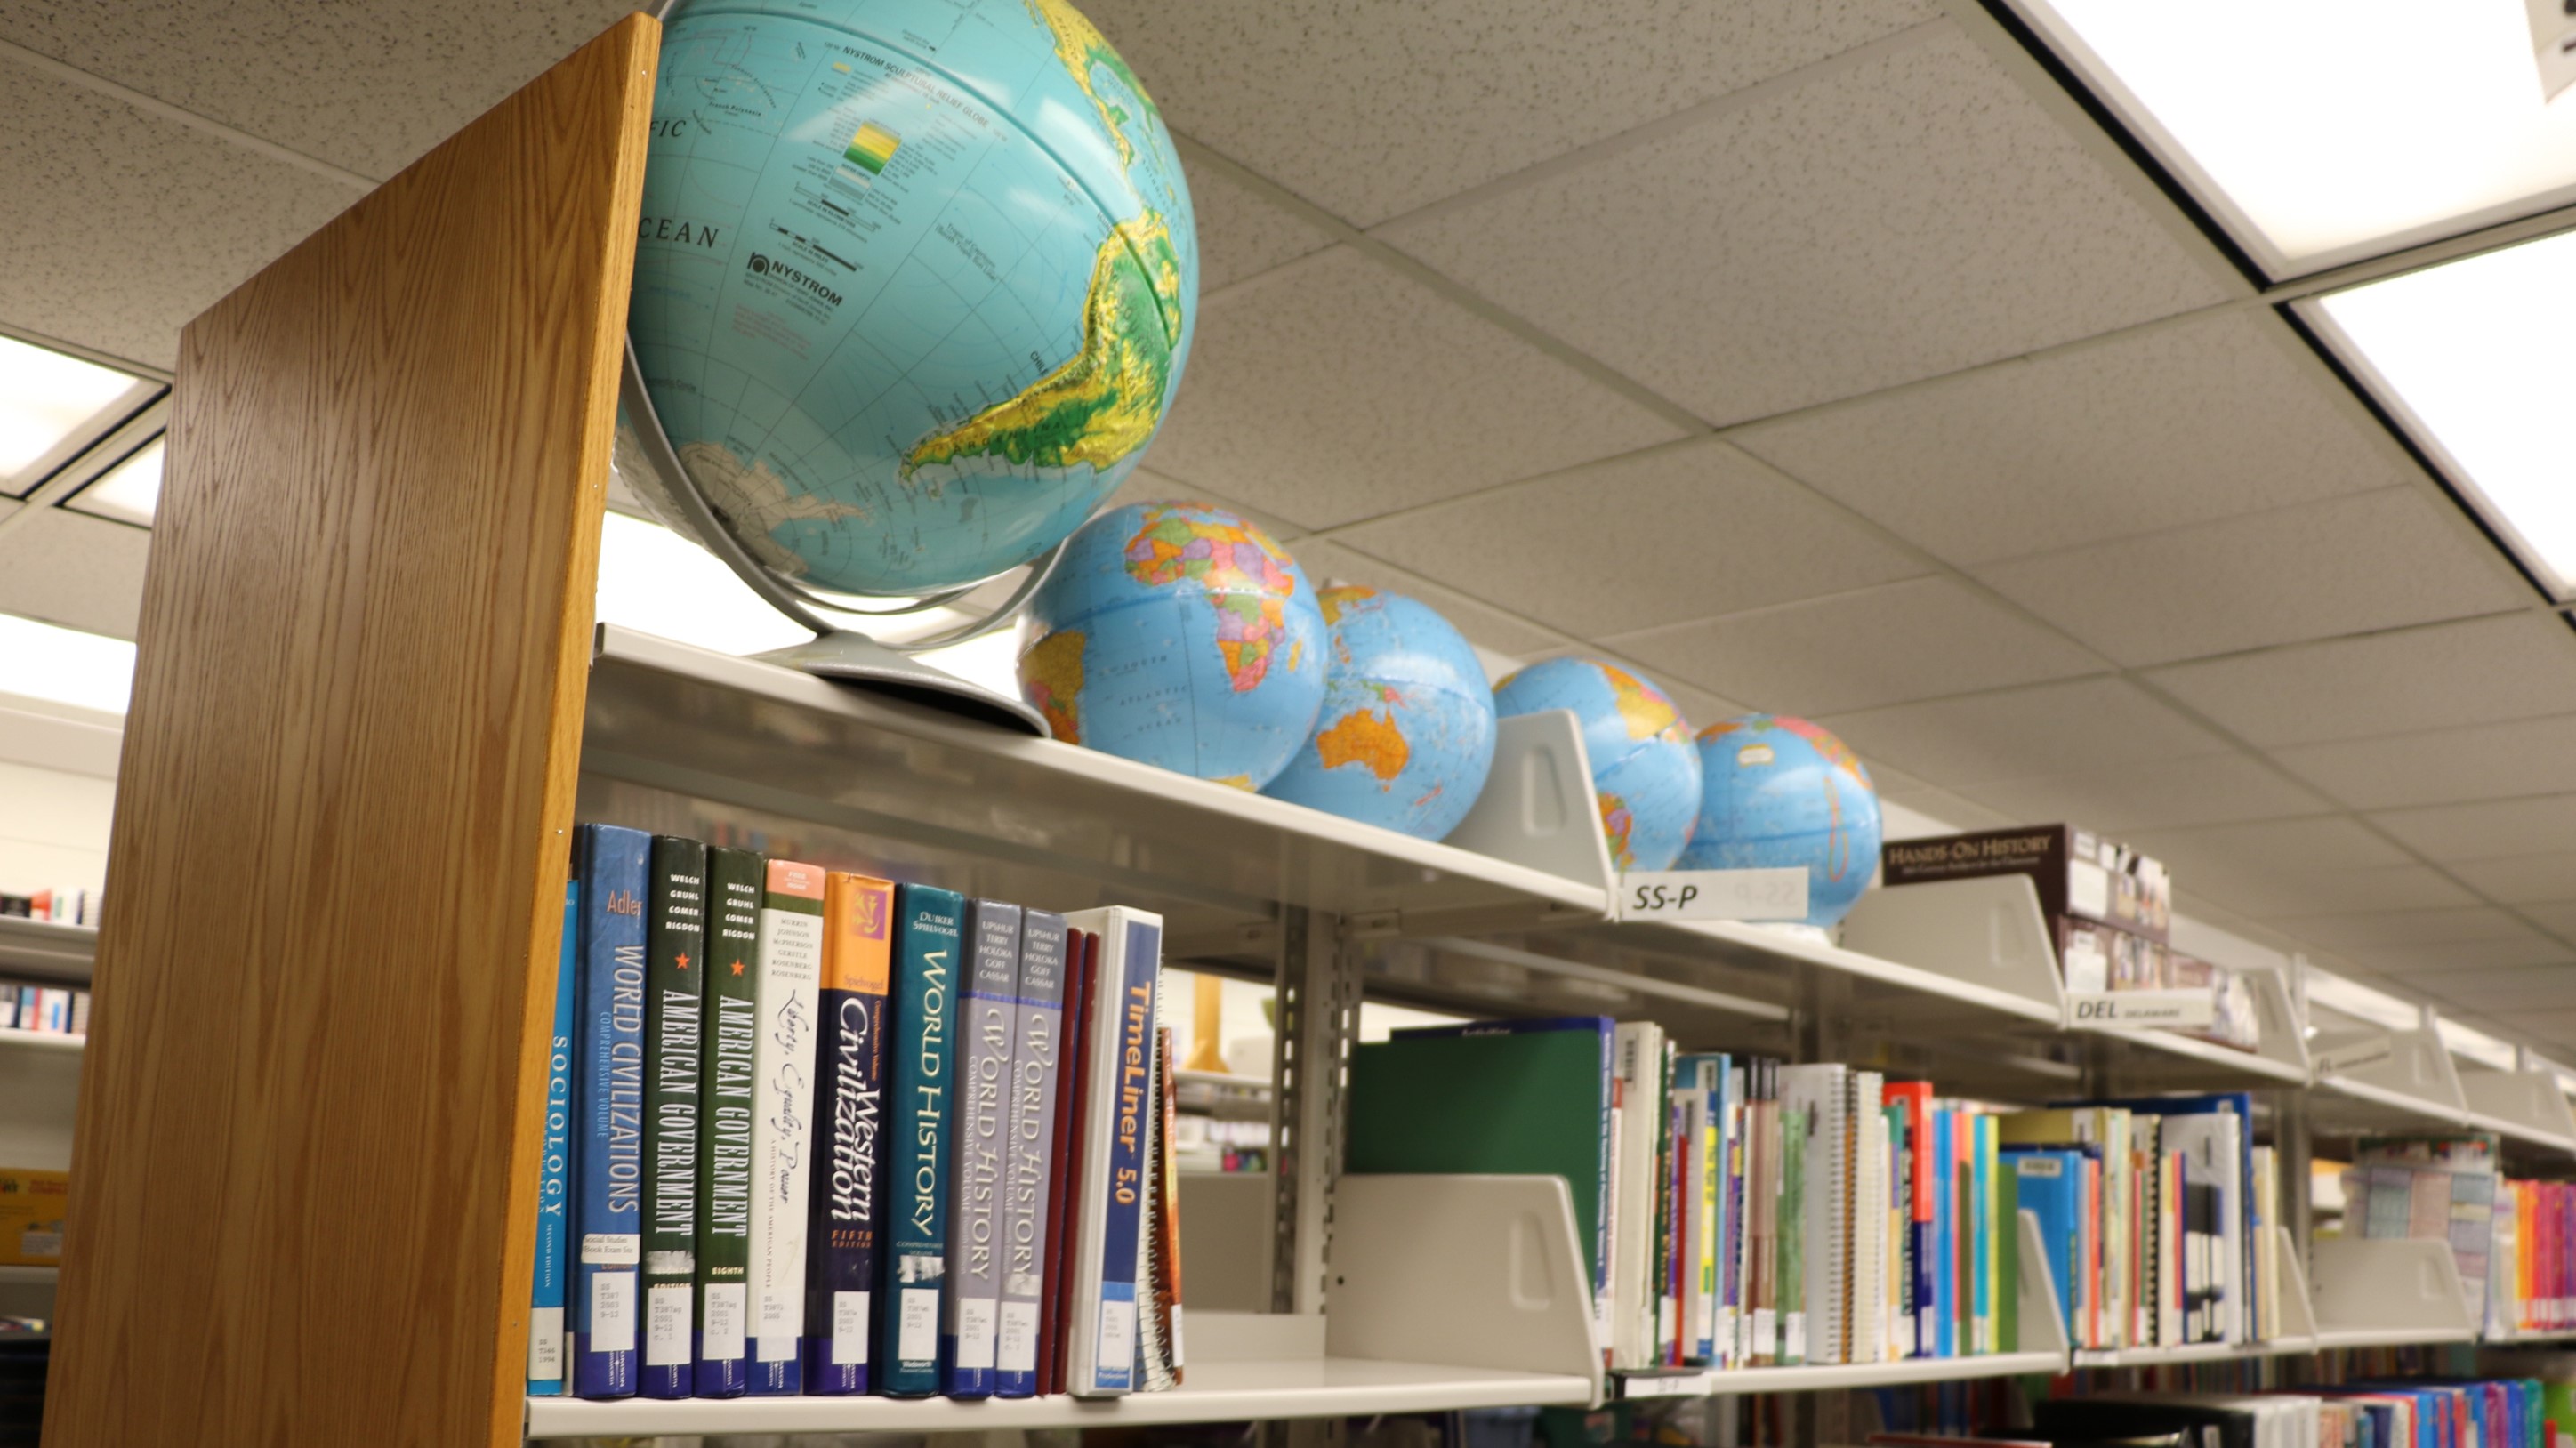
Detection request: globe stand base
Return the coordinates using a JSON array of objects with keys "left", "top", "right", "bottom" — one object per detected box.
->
[{"left": 758, "top": 630, "right": 1049, "bottom": 737}]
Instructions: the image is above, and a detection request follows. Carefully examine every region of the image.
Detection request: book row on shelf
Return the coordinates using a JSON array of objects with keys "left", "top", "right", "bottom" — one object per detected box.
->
[
  {"left": 535, "top": 824, "right": 1182, "bottom": 1404},
  {"left": 0, "top": 983, "right": 85, "bottom": 1036},
  {"left": 2340, "top": 1131, "right": 2576, "bottom": 1340},
  {"left": 0, "top": 889, "right": 95, "bottom": 926}
]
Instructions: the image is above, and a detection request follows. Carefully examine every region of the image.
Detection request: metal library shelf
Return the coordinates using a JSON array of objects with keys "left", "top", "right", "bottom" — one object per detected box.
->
[
  {"left": 0, "top": 917, "right": 94, "bottom": 986},
  {"left": 2306, "top": 1237, "right": 2479, "bottom": 1350},
  {"left": 0, "top": 1267, "right": 56, "bottom": 1285},
  {"left": 0, "top": 1028, "right": 81, "bottom": 1055},
  {"left": 2310, "top": 1028, "right": 2477, "bottom": 1140},
  {"left": 2068, "top": 1227, "right": 2320, "bottom": 1369}
]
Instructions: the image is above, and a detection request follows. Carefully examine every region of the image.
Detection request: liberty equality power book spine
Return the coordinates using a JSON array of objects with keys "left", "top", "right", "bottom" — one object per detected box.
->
[
  {"left": 573, "top": 823, "right": 651, "bottom": 1400},
  {"left": 1061, "top": 905, "right": 1164, "bottom": 1397},
  {"left": 641, "top": 834, "right": 707, "bottom": 1398},
  {"left": 691, "top": 846, "right": 764, "bottom": 1396},
  {"left": 745, "top": 859, "right": 825, "bottom": 1393},
  {"left": 994, "top": 911, "right": 1069, "bottom": 1398},
  {"left": 944, "top": 899, "right": 1021, "bottom": 1397},
  {"left": 527, "top": 873, "right": 580, "bottom": 1396},
  {"left": 804, "top": 872, "right": 895, "bottom": 1394},
  {"left": 880, "top": 883, "right": 963, "bottom": 1396}
]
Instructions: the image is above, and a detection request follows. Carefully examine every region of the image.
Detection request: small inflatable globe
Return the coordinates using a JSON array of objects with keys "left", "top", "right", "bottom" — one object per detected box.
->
[
  {"left": 629, "top": 0, "right": 1197, "bottom": 596},
  {"left": 1678, "top": 714, "right": 1882, "bottom": 929},
  {"left": 1493, "top": 658, "right": 1701, "bottom": 873},
  {"left": 1019, "top": 503, "right": 1324, "bottom": 787},
  {"left": 1263, "top": 588, "right": 1499, "bottom": 841}
]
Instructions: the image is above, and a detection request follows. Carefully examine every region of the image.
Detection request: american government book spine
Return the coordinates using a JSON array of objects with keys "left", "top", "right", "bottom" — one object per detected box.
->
[
  {"left": 944, "top": 899, "right": 1021, "bottom": 1397},
  {"left": 805, "top": 872, "right": 895, "bottom": 1395},
  {"left": 691, "top": 845, "right": 764, "bottom": 1396},
  {"left": 881, "top": 882, "right": 962, "bottom": 1396},
  {"left": 745, "top": 858, "right": 825, "bottom": 1394},
  {"left": 995, "top": 911, "right": 1069, "bottom": 1398},
  {"left": 573, "top": 822, "right": 650, "bottom": 1400},
  {"left": 527, "top": 874, "right": 579, "bottom": 1396},
  {"left": 641, "top": 834, "right": 707, "bottom": 1398},
  {"left": 1063, "top": 905, "right": 1163, "bottom": 1397}
]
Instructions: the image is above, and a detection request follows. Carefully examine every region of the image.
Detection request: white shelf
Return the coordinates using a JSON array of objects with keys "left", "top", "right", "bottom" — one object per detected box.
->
[
  {"left": 0, "top": 1027, "right": 82, "bottom": 1055},
  {"left": 2307, "top": 1236, "right": 2477, "bottom": 1347},
  {"left": 0, "top": 918, "right": 93, "bottom": 985},
  {"left": 2313, "top": 1029, "right": 2472, "bottom": 1138},
  {"left": 2485, "top": 1325, "right": 2576, "bottom": 1344},
  {"left": 1616, "top": 1351, "right": 2065, "bottom": 1399},
  {"left": 2459, "top": 1068, "right": 2576, "bottom": 1162},
  {"left": 0, "top": 1266, "right": 57, "bottom": 1284},
  {"left": 2073, "top": 1338, "right": 2315, "bottom": 1368},
  {"left": 2073, "top": 970, "right": 2314, "bottom": 1091}
]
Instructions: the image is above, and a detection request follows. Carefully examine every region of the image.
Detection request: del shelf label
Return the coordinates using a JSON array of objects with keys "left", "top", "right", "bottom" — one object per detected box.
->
[
  {"left": 2066, "top": 991, "right": 2216, "bottom": 1028},
  {"left": 1617, "top": 868, "right": 1808, "bottom": 924}
]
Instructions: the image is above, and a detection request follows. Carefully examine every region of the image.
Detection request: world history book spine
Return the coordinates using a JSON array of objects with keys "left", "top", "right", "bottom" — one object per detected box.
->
[
  {"left": 641, "top": 835, "right": 707, "bottom": 1398},
  {"left": 881, "top": 882, "right": 963, "bottom": 1396},
  {"left": 691, "top": 846, "right": 764, "bottom": 1396},
  {"left": 1062, "top": 905, "right": 1164, "bottom": 1397},
  {"left": 804, "top": 872, "right": 894, "bottom": 1395},
  {"left": 528, "top": 874, "right": 579, "bottom": 1396},
  {"left": 745, "top": 858, "right": 825, "bottom": 1394},
  {"left": 994, "top": 910, "right": 1068, "bottom": 1398},
  {"left": 573, "top": 822, "right": 651, "bottom": 1400},
  {"left": 943, "top": 898, "right": 1021, "bottom": 1398}
]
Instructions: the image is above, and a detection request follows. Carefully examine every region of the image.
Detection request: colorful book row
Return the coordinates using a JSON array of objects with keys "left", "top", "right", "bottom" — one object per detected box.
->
[{"left": 0, "top": 982, "right": 85, "bottom": 1035}]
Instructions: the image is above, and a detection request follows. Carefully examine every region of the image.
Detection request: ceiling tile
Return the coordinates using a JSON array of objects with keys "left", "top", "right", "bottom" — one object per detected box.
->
[
  {"left": 2524, "top": 903, "right": 2576, "bottom": 939},
  {"left": 1331, "top": 439, "right": 1924, "bottom": 638},
  {"left": 2370, "top": 794, "right": 2576, "bottom": 863},
  {"left": 1286, "top": 537, "right": 1575, "bottom": 662},
  {"left": 1380, "top": 28, "right": 2236, "bottom": 427},
  {"left": 0, "top": 61, "right": 359, "bottom": 368},
  {"left": 1086, "top": 0, "right": 1937, "bottom": 227},
  {"left": 1606, "top": 576, "right": 2101, "bottom": 717},
  {"left": 1501, "top": 642, "right": 1748, "bottom": 732},
  {"left": 0, "top": 509, "right": 149, "bottom": 639},
  {"left": 1816, "top": 676, "right": 2231, "bottom": 788},
  {"left": 2272, "top": 712, "right": 2576, "bottom": 813},
  {"left": 0, "top": 0, "right": 638, "bottom": 181},
  {"left": 1975, "top": 489, "right": 2529, "bottom": 668},
  {"left": 1731, "top": 310, "right": 2409, "bottom": 566},
  {"left": 1181, "top": 151, "right": 1335, "bottom": 292},
  {"left": 2171, "top": 862, "right": 2473, "bottom": 922},
  {"left": 1139, "top": 248, "right": 1683, "bottom": 531},
  {"left": 2144, "top": 614, "right": 2576, "bottom": 747},
  {"left": 2340, "top": 938, "right": 2576, "bottom": 975},
  {"left": 2449, "top": 854, "right": 2576, "bottom": 905},
  {"left": 2132, "top": 815, "right": 2412, "bottom": 881},
  {"left": 2263, "top": 907, "right": 2544, "bottom": 951},
  {"left": 1956, "top": 752, "right": 2331, "bottom": 834},
  {"left": 2415, "top": 966, "right": 2576, "bottom": 1010}
]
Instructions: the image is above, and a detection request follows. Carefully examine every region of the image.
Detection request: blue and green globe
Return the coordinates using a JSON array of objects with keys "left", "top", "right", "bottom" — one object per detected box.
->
[
  {"left": 1678, "top": 714, "right": 1883, "bottom": 928},
  {"left": 1493, "top": 657, "right": 1701, "bottom": 873},
  {"left": 1263, "top": 588, "right": 1499, "bottom": 841},
  {"left": 631, "top": 0, "right": 1196, "bottom": 596},
  {"left": 1018, "top": 503, "right": 1326, "bottom": 787}
]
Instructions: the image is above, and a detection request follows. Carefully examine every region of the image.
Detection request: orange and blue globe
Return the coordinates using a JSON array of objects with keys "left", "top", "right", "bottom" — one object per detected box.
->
[
  {"left": 1263, "top": 588, "right": 1499, "bottom": 841},
  {"left": 632, "top": 0, "right": 1197, "bottom": 595},
  {"left": 1018, "top": 503, "right": 1325, "bottom": 787},
  {"left": 1678, "top": 714, "right": 1882, "bottom": 928},
  {"left": 1493, "top": 657, "right": 1701, "bottom": 873}
]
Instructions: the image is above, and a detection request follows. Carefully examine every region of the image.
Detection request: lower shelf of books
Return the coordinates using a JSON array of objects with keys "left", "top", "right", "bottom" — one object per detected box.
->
[{"left": 1613, "top": 1350, "right": 2068, "bottom": 1400}]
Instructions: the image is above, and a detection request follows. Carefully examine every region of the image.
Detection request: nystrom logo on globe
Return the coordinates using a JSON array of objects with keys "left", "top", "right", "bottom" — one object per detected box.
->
[{"left": 745, "top": 252, "right": 844, "bottom": 310}]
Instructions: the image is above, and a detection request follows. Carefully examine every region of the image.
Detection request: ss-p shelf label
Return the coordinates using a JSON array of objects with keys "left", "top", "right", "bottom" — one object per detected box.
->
[{"left": 1616, "top": 868, "right": 1807, "bottom": 924}]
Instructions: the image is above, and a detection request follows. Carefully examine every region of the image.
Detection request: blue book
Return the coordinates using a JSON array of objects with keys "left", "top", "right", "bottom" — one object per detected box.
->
[
  {"left": 1062, "top": 906, "right": 1163, "bottom": 1396},
  {"left": 879, "top": 883, "right": 963, "bottom": 1397},
  {"left": 803, "top": 873, "right": 895, "bottom": 1396},
  {"left": 573, "top": 823, "right": 651, "bottom": 1400},
  {"left": 1971, "top": 1114, "right": 1993, "bottom": 1355},
  {"left": 942, "top": 899, "right": 1021, "bottom": 1398},
  {"left": 1931, "top": 1109, "right": 1952, "bottom": 1357},
  {"left": 995, "top": 912, "right": 1071, "bottom": 1397},
  {"left": 2002, "top": 1146, "right": 2083, "bottom": 1343},
  {"left": 528, "top": 876, "right": 580, "bottom": 1396},
  {"left": 2063, "top": 1092, "right": 2257, "bottom": 1337}
]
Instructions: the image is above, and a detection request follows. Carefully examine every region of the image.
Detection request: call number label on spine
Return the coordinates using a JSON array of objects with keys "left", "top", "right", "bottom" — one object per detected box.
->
[{"left": 1617, "top": 868, "right": 1807, "bottom": 923}]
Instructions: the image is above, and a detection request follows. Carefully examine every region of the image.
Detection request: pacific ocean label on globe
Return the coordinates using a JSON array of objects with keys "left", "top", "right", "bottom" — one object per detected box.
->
[{"left": 630, "top": 0, "right": 1200, "bottom": 595}]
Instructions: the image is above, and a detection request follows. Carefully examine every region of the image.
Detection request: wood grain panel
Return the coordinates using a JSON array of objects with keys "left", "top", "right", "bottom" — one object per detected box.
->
[{"left": 42, "top": 17, "right": 655, "bottom": 1446}]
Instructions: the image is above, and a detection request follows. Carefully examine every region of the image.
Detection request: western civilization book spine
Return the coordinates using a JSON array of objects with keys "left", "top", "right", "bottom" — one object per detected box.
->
[
  {"left": 1037, "top": 927, "right": 1098, "bottom": 1396},
  {"left": 943, "top": 899, "right": 1021, "bottom": 1397},
  {"left": 641, "top": 834, "right": 707, "bottom": 1398},
  {"left": 745, "top": 858, "right": 825, "bottom": 1394},
  {"left": 528, "top": 874, "right": 580, "bottom": 1396},
  {"left": 881, "top": 882, "right": 963, "bottom": 1396},
  {"left": 995, "top": 911, "right": 1069, "bottom": 1398},
  {"left": 574, "top": 823, "right": 651, "bottom": 1400},
  {"left": 1063, "top": 905, "right": 1164, "bottom": 1397},
  {"left": 692, "top": 846, "right": 764, "bottom": 1396},
  {"left": 804, "top": 872, "right": 895, "bottom": 1395}
]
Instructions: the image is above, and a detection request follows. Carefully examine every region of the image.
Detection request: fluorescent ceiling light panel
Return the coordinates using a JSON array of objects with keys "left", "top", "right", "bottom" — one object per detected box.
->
[
  {"left": 595, "top": 511, "right": 817, "bottom": 656},
  {"left": 2310, "top": 228, "right": 2576, "bottom": 596},
  {"left": 0, "top": 612, "right": 136, "bottom": 715},
  {"left": 0, "top": 334, "right": 145, "bottom": 495},
  {"left": 2007, "top": 0, "right": 2576, "bottom": 276},
  {"left": 66, "top": 438, "right": 165, "bottom": 526}
]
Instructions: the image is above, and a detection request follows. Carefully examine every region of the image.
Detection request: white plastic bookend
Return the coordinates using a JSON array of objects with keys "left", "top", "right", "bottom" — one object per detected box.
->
[
  {"left": 1840, "top": 874, "right": 2068, "bottom": 1020},
  {"left": 2269, "top": 1225, "right": 2319, "bottom": 1342},
  {"left": 1446, "top": 711, "right": 1617, "bottom": 896},
  {"left": 2331, "top": 1028, "right": 2468, "bottom": 1119},
  {"left": 2460, "top": 1069, "right": 2576, "bottom": 1146},
  {"left": 2309, "top": 1236, "right": 2476, "bottom": 1340},
  {"left": 2242, "top": 969, "right": 2314, "bottom": 1079},
  {"left": 1328, "top": 1174, "right": 1606, "bottom": 1401},
  {"left": 2064, "top": 991, "right": 2215, "bottom": 1028},
  {"left": 2016, "top": 1208, "right": 2073, "bottom": 1357}
]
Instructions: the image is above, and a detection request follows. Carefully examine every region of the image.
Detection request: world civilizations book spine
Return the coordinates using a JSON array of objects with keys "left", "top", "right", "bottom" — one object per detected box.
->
[
  {"left": 745, "top": 859, "right": 825, "bottom": 1394},
  {"left": 994, "top": 910, "right": 1068, "bottom": 1398},
  {"left": 640, "top": 834, "right": 706, "bottom": 1398},
  {"left": 527, "top": 873, "right": 579, "bottom": 1396},
  {"left": 804, "top": 872, "right": 894, "bottom": 1395},
  {"left": 691, "top": 846, "right": 763, "bottom": 1396},
  {"left": 880, "top": 882, "right": 962, "bottom": 1396},
  {"left": 943, "top": 899, "right": 1020, "bottom": 1398},
  {"left": 573, "top": 823, "right": 650, "bottom": 1400}
]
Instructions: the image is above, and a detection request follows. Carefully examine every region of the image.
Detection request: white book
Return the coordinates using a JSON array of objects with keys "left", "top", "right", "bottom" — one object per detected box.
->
[
  {"left": 1847, "top": 1071, "right": 1885, "bottom": 1365},
  {"left": 746, "top": 859, "right": 826, "bottom": 1375},
  {"left": 2165, "top": 1114, "right": 2244, "bottom": 1343},
  {"left": 1608, "top": 1022, "right": 1664, "bottom": 1371},
  {"left": 1778, "top": 1064, "right": 1847, "bottom": 1365},
  {"left": 1060, "top": 907, "right": 1165, "bottom": 1397}
]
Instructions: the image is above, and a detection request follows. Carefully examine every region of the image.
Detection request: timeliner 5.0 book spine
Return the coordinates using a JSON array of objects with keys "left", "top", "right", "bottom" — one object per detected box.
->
[
  {"left": 574, "top": 823, "right": 651, "bottom": 1400},
  {"left": 529, "top": 875, "right": 580, "bottom": 1396},
  {"left": 996, "top": 911, "right": 1069, "bottom": 1398},
  {"left": 881, "top": 883, "right": 963, "bottom": 1396},
  {"left": 692, "top": 847, "right": 765, "bottom": 1396},
  {"left": 641, "top": 835, "right": 707, "bottom": 1399},
  {"left": 944, "top": 899, "right": 1022, "bottom": 1398},
  {"left": 1062, "top": 905, "right": 1165, "bottom": 1397},
  {"left": 805, "top": 872, "right": 895, "bottom": 1396},
  {"left": 745, "top": 859, "right": 825, "bottom": 1394}
]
